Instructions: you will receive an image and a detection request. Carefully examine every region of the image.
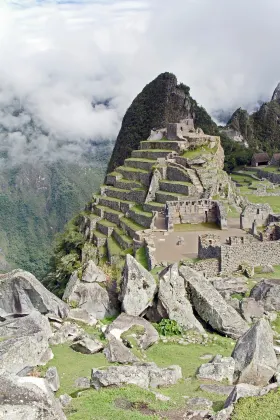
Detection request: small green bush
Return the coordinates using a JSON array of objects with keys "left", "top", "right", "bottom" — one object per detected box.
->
[{"left": 156, "top": 319, "right": 182, "bottom": 336}]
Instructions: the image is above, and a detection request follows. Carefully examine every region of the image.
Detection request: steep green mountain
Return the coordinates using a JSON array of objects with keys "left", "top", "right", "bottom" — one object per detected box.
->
[
  {"left": 224, "top": 84, "right": 280, "bottom": 152},
  {"left": 0, "top": 153, "right": 109, "bottom": 278},
  {"left": 107, "top": 72, "right": 217, "bottom": 173}
]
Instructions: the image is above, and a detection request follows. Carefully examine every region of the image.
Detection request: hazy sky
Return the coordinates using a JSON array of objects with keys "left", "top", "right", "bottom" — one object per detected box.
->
[{"left": 1, "top": 0, "right": 280, "bottom": 163}]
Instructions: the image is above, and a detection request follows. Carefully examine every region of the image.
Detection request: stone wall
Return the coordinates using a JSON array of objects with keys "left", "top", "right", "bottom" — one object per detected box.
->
[
  {"left": 257, "top": 169, "right": 280, "bottom": 184},
  {"left": 184, "top": 258, "right": 220, "bottom": 278},
  {"left": 166, "top": 165, "right": 191, "bottom": 183},
  {"left": 198, "top": 234, "right": 221, "bottom": 259},
  {"left": 240, "top": 203, "right": 272, "bottom": 229},
  {"left": 128, "top": 209, "right": 153, "bottom": 229},
  {"left": 220, "top": 237, "right": 280, "bottom": 273},
  {"left": 166, "top": 199, "right": 227, "bottom": 231}
]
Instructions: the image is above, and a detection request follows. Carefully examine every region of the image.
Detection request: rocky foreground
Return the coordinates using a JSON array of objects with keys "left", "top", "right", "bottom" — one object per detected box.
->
[{"left": 1, "top": 259, "right": 280, "bottom": 419}]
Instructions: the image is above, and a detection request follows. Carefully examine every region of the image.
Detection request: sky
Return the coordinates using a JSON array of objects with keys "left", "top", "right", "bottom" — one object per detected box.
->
[{"left": 1, "top": 0, "right": 280, "bottom": 164}]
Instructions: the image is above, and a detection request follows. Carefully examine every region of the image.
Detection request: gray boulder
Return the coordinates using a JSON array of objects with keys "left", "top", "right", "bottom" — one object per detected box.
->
[
  {"left": 119, "top": 255, "right": 157, "bottom": 316},
  {"left": 74, "top": 377, "right": 90, "bottom": 389},
  {"left": 49, "top": 321, "right": 85, "bottom": 345},
  {"left": 211, "top": 276, "right": 248, "bottom": 296},
  {"left": 0, "top": 374, "right": 66, "bottom": 419},
  {"left": 45, "top": 367, "right": 60, "bottom": 392},
  {"left": 68, "top": 308, "right": 97, "bottom": 326},
  {"left": 0, "top": 311, "right": 52, "bottom": 375},
  {"left": 105, "top": 313, "right": 159, "bottom": 350},
  {"left": 224, "top": 383, "right": 261, "bottom": 408},
  {"left": 240, "top": 298, "right": 264, "bottom": 323},
  {"left": 0, "top": 269, "right": 68, "bottom": 319},
  {"left": 104, "top": 334, "right": 139, "bottom": 364},
  {"left": 81, "top": 260, "right": 107, "bottom": 283},
  {"left": 232, "top": 318, "right": 277, "bottom": 386},
  {"left": 212, "top": 406, "right": 233, "bottom": 420},
  {"left": 91, "top": 362, "right": 182, "bottom": 390},
  {"left": 250, "top": 279, "right": 280, "bottom": 311},
  {"left": 158, "top": 264, "right": 204, "bottom": 332},
  {"left": 200, "top": 384, "right": 234, "bottom": 396},
  {"left": 70, "top": 337, "right": 104, "bottom": 354},
  {"left": 187, "top": 397, "right": 213, "bottom": 411},
  {"left": 197, "top": 355, "right": 235, "bottom": 384},
  {"left": 179, "top": 266, "right": 248, "bottom": 339},
  {"left": 63, "top": 269, "right": 117, "bottom": 320},
  {"left": 59, "top": 394, "right": 72, "bottom": 408}
]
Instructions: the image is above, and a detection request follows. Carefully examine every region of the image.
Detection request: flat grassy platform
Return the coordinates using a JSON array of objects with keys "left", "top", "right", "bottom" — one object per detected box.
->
[{"left": 174, "top": 222, "right": 220, "bottom": 232}]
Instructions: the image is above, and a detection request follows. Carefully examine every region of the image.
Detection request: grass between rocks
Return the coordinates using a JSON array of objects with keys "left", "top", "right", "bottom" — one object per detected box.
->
[
  {"left": 254, "top": 265, "right": 280, "bottom": 280},
  {"left": 135, "top": 246, "right": 149, "bottom": 270},
  {"left": 231, "top": 388, "right": 280, "bottom": 420},
  {"left": 45, "top": 332, "right": 236, "bottom": 420},
  {"left": 174, "top": 222, "right": 219, "bottom": 232}
]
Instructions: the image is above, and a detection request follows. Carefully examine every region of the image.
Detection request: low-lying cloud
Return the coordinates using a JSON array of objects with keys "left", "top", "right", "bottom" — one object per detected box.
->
[{"left": 1, "top": 0, "right": 280, "bottom": 164}]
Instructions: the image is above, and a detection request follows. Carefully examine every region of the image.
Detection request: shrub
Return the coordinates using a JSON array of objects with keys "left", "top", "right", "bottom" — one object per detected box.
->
[{"left": 156, "top": 319, "right": 182, "bottom": 336}]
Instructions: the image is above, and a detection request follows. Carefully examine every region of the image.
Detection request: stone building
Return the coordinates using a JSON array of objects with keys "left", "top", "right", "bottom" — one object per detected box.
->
[
  {"left": 251, "top": 152, "right": 270, "bottom": 167},
  {"left": 240, "top": 203, "right": 272, "bottom": 229},
  {"left": 166, "top": 118, "right": 195, "bottom": 140},
  {"left": 269, "top": 153, "right": 280, "bottom": 166}
]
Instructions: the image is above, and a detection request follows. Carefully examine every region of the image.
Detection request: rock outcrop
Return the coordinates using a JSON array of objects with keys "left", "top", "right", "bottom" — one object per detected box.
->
[
  {"left": 250, "top": 279, "right": 280, "bottom": 311},
  {"left": 197, "top": 355, "right": 235, "bottom": 384},
  {"left": 0, "top": 374, "right": 66, "bottom": 419},
  {"left": 0, "top": 270, "right": 68, "bottom": 319},
  {"left": 232, "top": 318, "right": 277, "bottom": 386},
  {"left": 157, "top": 264, "right": 204, "bottom": 332},
  {"left": 179, "top": 266, "right": 248, "bottom": 339},
  {"left": 103, "top": 335, "right": 139, "bottom": 364},
  {"left": 91, "top": 363, "right": 182, "bottom": 390},
  {"left": 0, "top": 310, "right": 52, "bottom": 375},
  {"left": 70, "top": 337, "right": 104, "bottom": 355},
  {"left": 63, "top": 265, "right": 118, "bottom": 320},
  {"left": 119, "top": 255, "right": 157, "bottom": 317}
]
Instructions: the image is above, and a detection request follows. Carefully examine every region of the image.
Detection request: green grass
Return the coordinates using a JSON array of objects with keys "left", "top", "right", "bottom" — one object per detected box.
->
[
  {"left": 131, "top": 205, "right": 153, "bottom": 217},
  {"left": 96, "top": 205, "right": 124, "bottom": 216},
  {"left": 135, "top": 246, "right": 149, "bottom": 270},
  {"left": 259, "top": 166, "right": 280, "bottom": 173},
  {"left": 254, "top": 265, "right": 280, "bottom": 280},
  {"left": 92, "top": 230, "right": 107, "bottom": 239},
  {"left": 117, "top": 166, "right": 149, "bottom": 174},
  {"left": 125, "top": 158, "right": 156, "bottom": 163},
  {"left": 182, "top": 145, "right": 218, "bottom": 159},
  {"left": 105, "top": 186, "right": 130, "bottom": 193},
  {"left": 121, "top": 217, "right": 145, "bottom": 232},
  {"left": 244, "top": 195, "right": 280, "bottom": 213},
  {"left": 97, "top": 220, "right": 117, "bottom": 228},
  {"left": 135, "top": 149, "right": 174, "bottom": 153},
  {"left": 107, "top": 237, "right": 123, "bottom": 256},
  {"left": 231, "top": 388, "right": 280, "bottom": 420},
  {"left": 174, "top": 222, "right": 219, "bottom": 232},
  {"left": 96, "top": 195, "right": 135, "bottom": 206},
  {"left": 159, "top": 180, "right": 192, "bottom": 186},
  {"left": 156, "top": 191, "right": 189, "bottom": 198}
]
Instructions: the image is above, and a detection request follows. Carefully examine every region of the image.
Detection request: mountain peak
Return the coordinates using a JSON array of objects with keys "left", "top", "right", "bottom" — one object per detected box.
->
[{"left": 271, "top": 82, "right": 280, "bottom": 102}]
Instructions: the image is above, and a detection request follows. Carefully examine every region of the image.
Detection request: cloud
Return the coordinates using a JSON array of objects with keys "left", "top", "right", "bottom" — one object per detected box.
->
[{"left": 1, "top": 0, "right": 280, "bottom": 164}]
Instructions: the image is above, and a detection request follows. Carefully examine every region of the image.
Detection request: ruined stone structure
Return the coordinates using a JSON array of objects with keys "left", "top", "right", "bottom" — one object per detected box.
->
[
  {"left": 198, "top": 234, "right": 221, "bottom": 259},
  {"left": 257, "top": 168, "right": 280, "bottom": 184},
  {"left": 240, "top": 203, "right": 272, "bottom": 229},
  {"left": 251, "top": 152, "right": 270, "bottom": 167},
  {"left": 166, "top": 200, "right": 228, "bottom": 231}
]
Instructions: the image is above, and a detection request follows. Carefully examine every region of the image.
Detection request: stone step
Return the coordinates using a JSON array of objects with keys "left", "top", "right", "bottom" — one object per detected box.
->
[
  {"left": 140, "top": 140, "right": 184, "bottom": 153},
  {"left": 96, "top": 195, "right": 134, "bottom": 213},
  {"left": 112, "top": 227, "right": 133, "bottom": 249},
  {"left": 159, "top": 180, "right": 192, "bottom": 195},
  {"left": 127, "top": 188, "right": 147, "bottom": 204},
  {"left": 124, "top": 158, "right": 157, "bottom": 171},
  {"left": 120, "top": 217, "right": 146, "bottom": 238},
  {"left": 96, "top": 220, "right": 117, "bottom": 237},
  {"left": 117, "top": 166, "right": 150, "bottom": 187},
  {"left": 131, "top": 149, "right": 177, "bottom": 160},
  {"left": 92, "top": 230, "right": 107, "bottom": 247},
  {"left": 114, "top": 178, "right": 142, "bottom": 190},
  {"left": 155, "top": 190, "right": 190, "bottom": 204},
  {"left": 128, "top": 206, "right": 153, "bottom": 229},
  {"left": 143, "top": 201, "right": 165, "bottom": 213},
  {"left": 94, "top": 205, "right": 124, "bottom": 225},
  {"left": 106, "top": 171, "right": 122, "bottom": 186},
  {"left": 104, "top": 186, "right": 130, "bottom": 201}
]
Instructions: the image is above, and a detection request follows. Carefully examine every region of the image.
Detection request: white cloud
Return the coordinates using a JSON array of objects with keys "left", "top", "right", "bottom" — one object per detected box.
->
[{"left": 1, "top": 0, "right": 280, "bottom": 164}]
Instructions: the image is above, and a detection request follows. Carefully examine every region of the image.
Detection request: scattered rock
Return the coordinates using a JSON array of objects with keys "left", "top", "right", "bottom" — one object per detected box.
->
[
  {"left": 200, "top": 384, "right": 234, "bottom": 396},
  {"left": 49, "top": 322, "right": 85, "bottom": 345},
  {"left": 239, "top": 298, "right": 264, "bottom": 323},
  {"left": 104, "top": 334, "right": 139, "bottom": 363},
  {"left": 224, "top": 383, "right": 261, "bottom": 408},
  {"left": 0, "top": 374, "right": 66, "bottom": 419},
  {"left": 197, "top": 355, "right": 235, "bottom": 384},
  {"left": 152, "top": 392, "right": 171, "bottom": 401},
  {"left": 199, "top": 354, "right": 213, "bottom": 360},
  {"left": 179, "top": 266, "right": 248, "bottom": 339},
  {"left": 105, "top": 313, "right": 159, "bottom": 350},
  {"left": 187, "top": 397, "right": 213, "bottom": 411},
  {"left": 119, "top": 255, "right": 157, "bottom": 316},
  {"left": 157, "top": 264, "right": 204, "bottom": 333},
  {"left": 68, "top": 308, "right": 97, "bottom": 326},
  {"left": 211, "top": 406, "right": 233, "bottom": 420},
  {"left": 59, "top": 394, "right": 72, "bottom": 408},
  {"left": 45, "top": 366, "right": 60, "bottom": 392},
  {"left": 211, "top": 276, "right": 248, "bottom": 296},
  {"left": 91, "top": 363, "right": 182, "bottom": 390},
  {"left": 63, "top": 270, "right": 118, "bottom": 320},
  {"left": 250, "top": 279, "right": 280, "bottom": 311},
  {"left": 259, "top": 265, "right": 274, "bottom": 274},
  {"left": 0, "top": 269, "right": 69, "bottom": 319},
  {"left": 74, "top": 377, "right": 90, "bottom": 389},
  {"left": 0, "top": 310, "right": 52, "bottom": 375},
  {"left": 239, "top": 263, "right": 254, "bottom": 278},
  {"left": 70, "top": 337, "right": 104, "bottom": 354},
  {"left": 81, "top": 260, "right": 107, "bottom": 283},
  {"left": 232, "top": 318, "right": 277, "bottom": 386}
]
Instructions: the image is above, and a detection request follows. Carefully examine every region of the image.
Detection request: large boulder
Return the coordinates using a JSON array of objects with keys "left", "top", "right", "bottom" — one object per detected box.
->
[
  {"left": 179, "top": 266, "right": 248, "bottom": 339},
  {"left": 0, "top": 270, "right": 68, "bottom": 319},
  {"left": 197, "top": 355, "right": 235, "bottom": 384},
  {"left": 70, "top": 337, "right": 104, "bottom": 355},
  {"left": 224, "top": 383, "right": 261, "bottom": 408},
  {"left": 49, "top": 321, "right": 85, "bottom": 345},
  {"left": 91, "top": 362, "right": 182, "bottom": 390},
  {"left": 157, "top": 264, "right": 204, "bottom": 332},
  {"left": 211, "top": 276, "right": 248, "bottom": 298},
  {"left": 232, "top": 318, "right": 277, "bottom": 386},
  {"left": 105, "top": 313, "right": 159, "bottom": 350},
  {"left": 0, "top": 374, "right": 66, "bottom": 419},
  {"left": 119, "top": 255, "right": 157, "bottom": 316},
  {"left": 239, "top": 298, "right": 264, "bottom": 323},
  {"left": 62, "top": 268, "right": 118, "bottom": 320},
  {"left": 250, "top": 279, "right": 280, "bottom": 311},
  {"left": 0, "top": 311, "right": 52, "bottom": 375},
  {"left": 103, "top": 335, "right": 139, "bottom": 364},
  {"left": 45, "top": 367, "right": 60, "bottom": 392}
]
